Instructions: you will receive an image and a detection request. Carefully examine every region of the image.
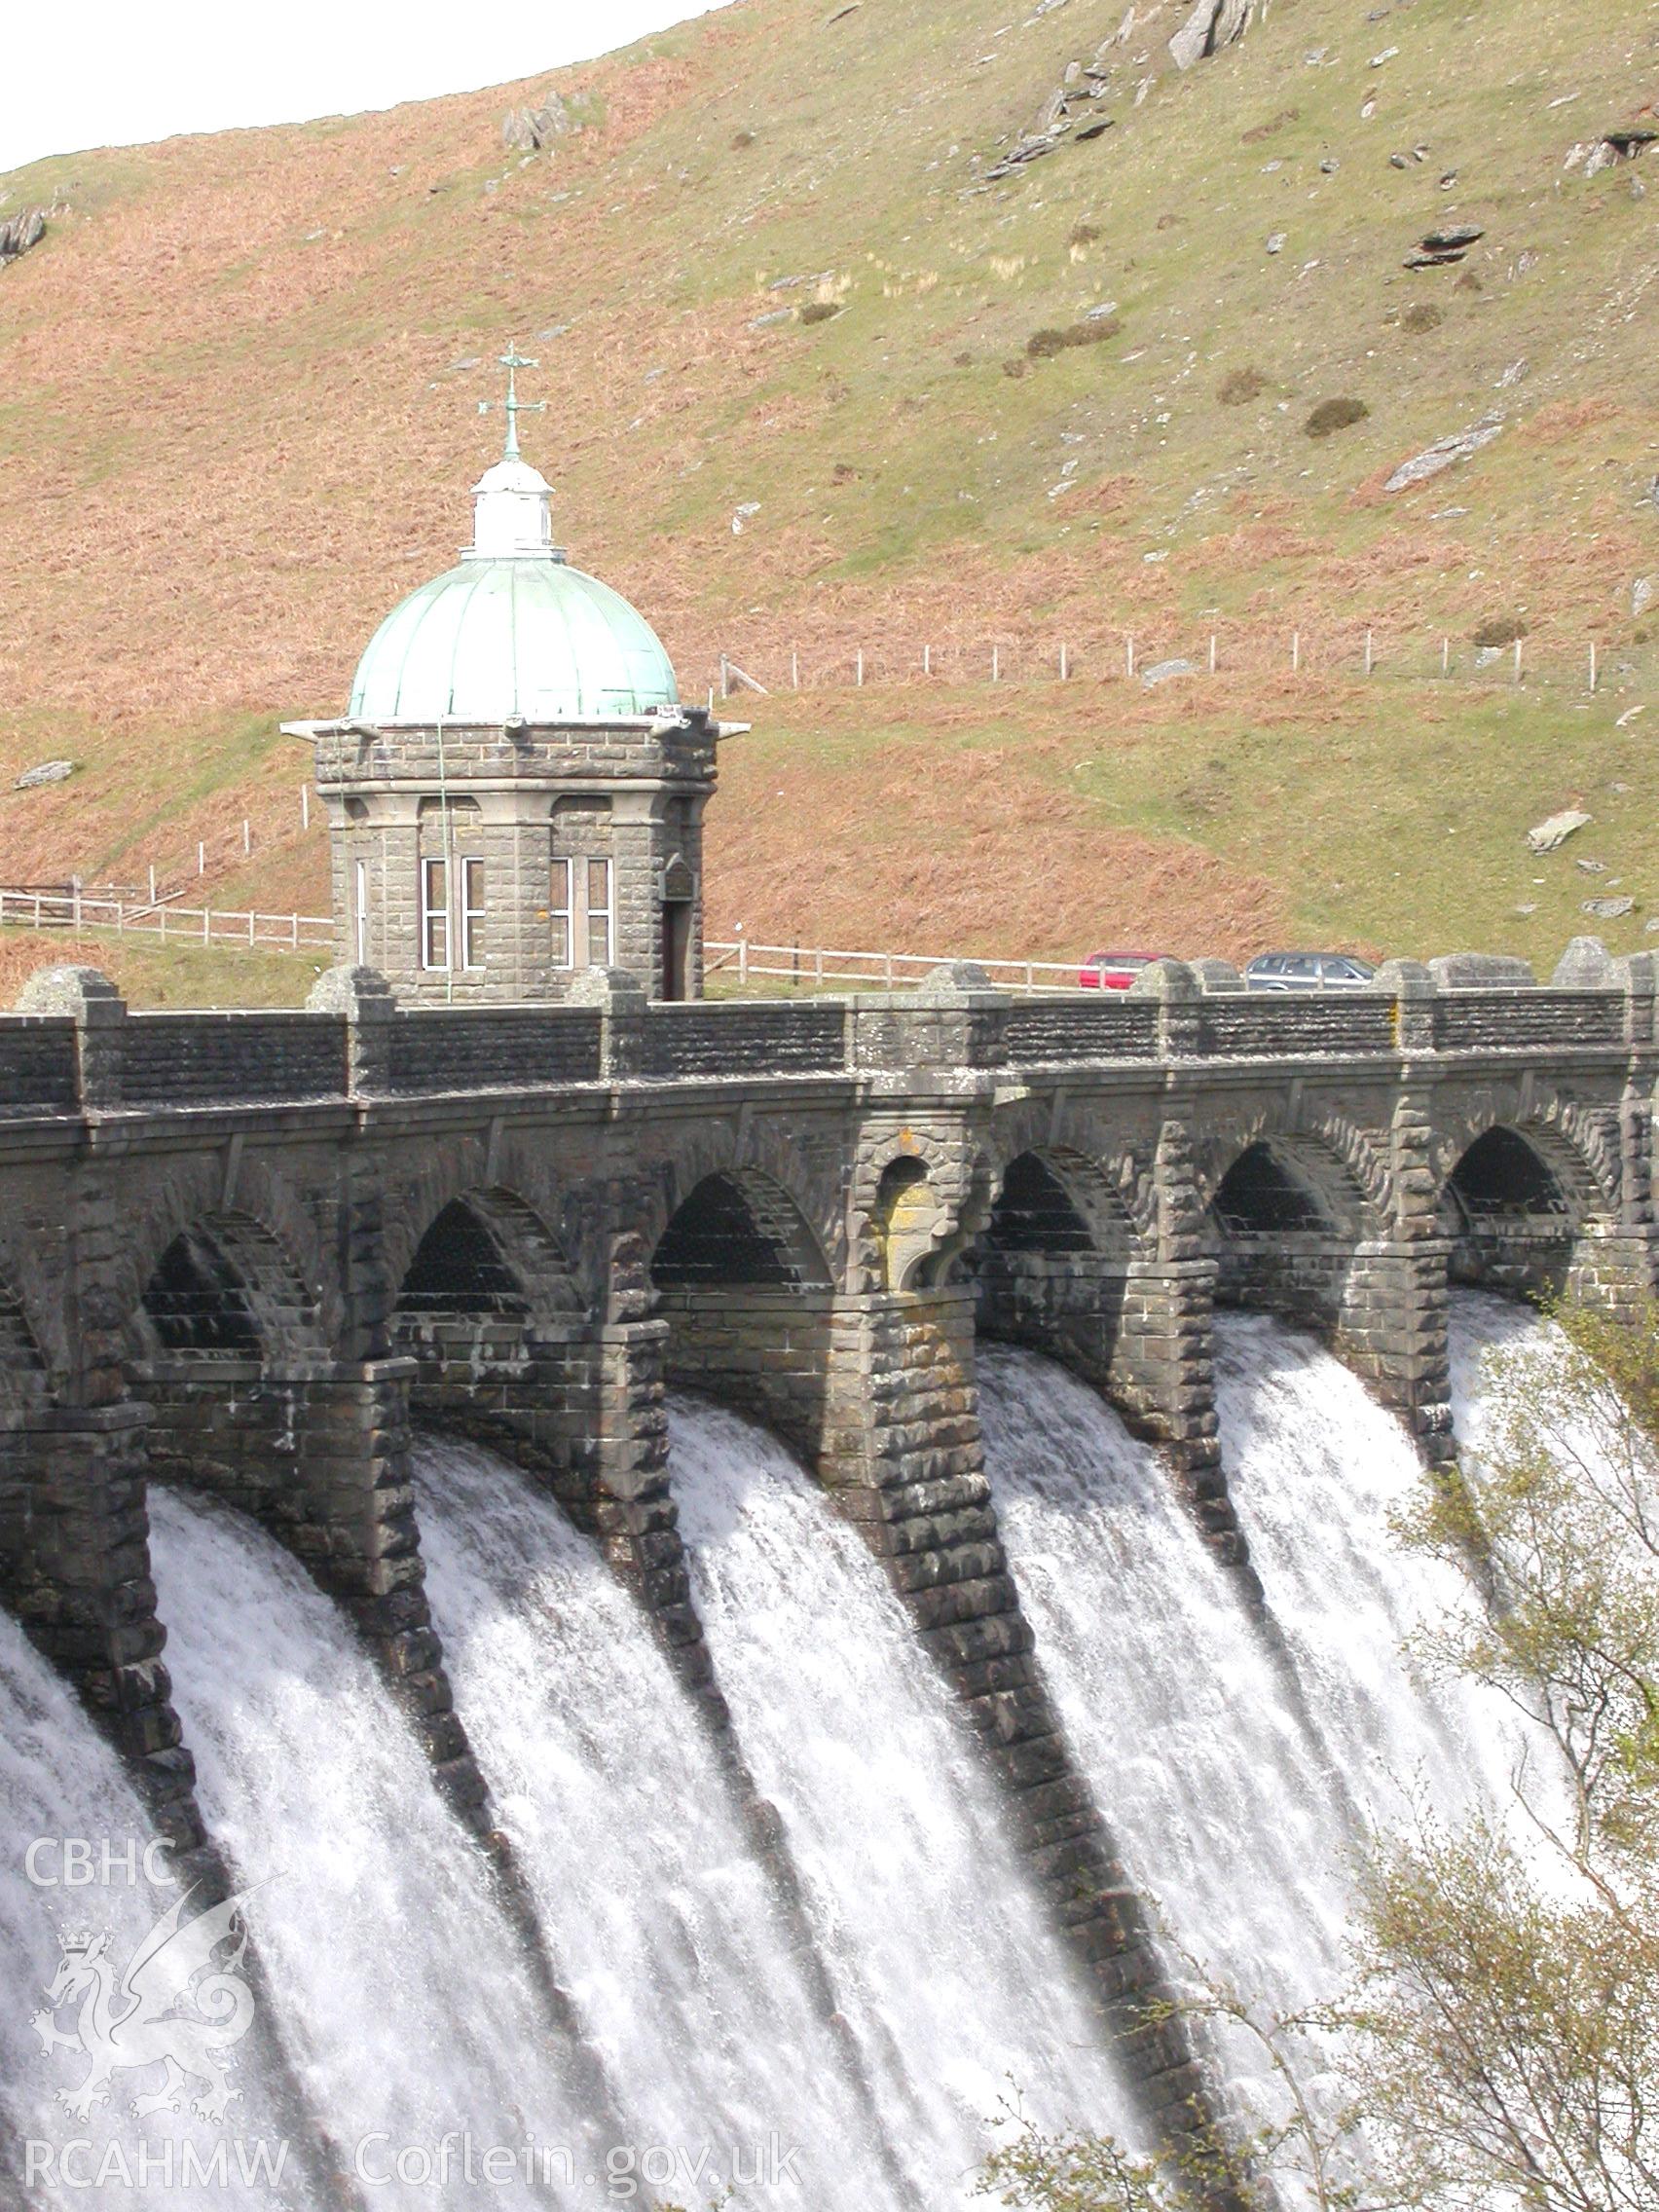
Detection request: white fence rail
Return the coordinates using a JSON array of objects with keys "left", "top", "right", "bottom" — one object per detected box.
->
[
  {"left": 0, "top": 889, "right": 1079, "bottom": 992},
  {"left": 706, "top": 938, "right": 1081, "bottom": 994},
  {"left": 0, "top": 887, "right": 333, "bottom": 954}
]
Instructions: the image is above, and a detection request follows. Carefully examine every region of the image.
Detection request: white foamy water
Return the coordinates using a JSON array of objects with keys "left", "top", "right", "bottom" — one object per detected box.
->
[
  {"left": 414, "top": 1432, "right": 891, "bottom": 2212},
  {"left": 145, "top": 1485, "right": 596, "bottom": 2209},
  {"left": 0, "top": 1606, "right": 312, "bottom": 2210},
  {"left": 668, "top": 1394, "right": 1139, "bottom": 2204},
  {"left": 982, "top": 1310, "right": 1546, "bottom": 2153}
]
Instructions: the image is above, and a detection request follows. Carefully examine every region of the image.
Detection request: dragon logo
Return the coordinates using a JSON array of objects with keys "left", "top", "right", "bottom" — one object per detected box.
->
[{"left": 32, "top": 1886, "right": 258, "bottom": 2123}]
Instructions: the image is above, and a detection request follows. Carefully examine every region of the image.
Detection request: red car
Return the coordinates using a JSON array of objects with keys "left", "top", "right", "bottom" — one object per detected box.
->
[{"left": 1078, "top": 950, "right": 1170, "bottom": 990}]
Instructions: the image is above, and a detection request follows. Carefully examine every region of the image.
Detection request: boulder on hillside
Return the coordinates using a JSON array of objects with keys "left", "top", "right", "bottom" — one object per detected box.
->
[
  {"left": 1383, "top": 415, "right": 1503, "bottom": 493},
  {"left": 0, "top": 208, "right": 47, "bottom": 266},
  {"left": 1527, "top": 809, "right": 1592, "bottom": 854}
]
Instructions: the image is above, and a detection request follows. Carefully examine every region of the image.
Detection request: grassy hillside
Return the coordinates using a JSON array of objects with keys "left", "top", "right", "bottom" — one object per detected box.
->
[{"left": 0, "top": 0, "right": 1653, "bottom": 989}]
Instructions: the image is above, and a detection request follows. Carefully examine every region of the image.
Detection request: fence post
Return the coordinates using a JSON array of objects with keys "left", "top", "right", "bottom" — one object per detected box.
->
[
  {"left": 148, "top": 864, "right": 157, "bottom": 903},
  {"left": 1125, "top": 635, "right": 1135, "bottom": 680},
  {"left": 814, "top": 946, "right": 824, "bottom": 989},
  {"left": 856, "top": 647, "right": 865, "bottom": 687},
  {"left": 203, "top": 907, "right": 210, "bottom": 945},
  {"left": 1442, "top": 635, "right": 1450, "bottom": 677},
  {"left": 1209, "top": 633, "right": 1218, "bottom": 676},
  {"left": 923, "top": 643, "right": 932, "bottom": 678},
  {"left": 72, "top": 876, "right": 82, "bottom": 931},
  {"left": 738, "top": 932, "right": 749, "bottom": 988},
  {"left": 992, "top": 646, "right": 1000, "bottom": 682},
  {"left": 792, "top": 649, "right": 799, "bottom": 690},
  {"left": 248, "top": 912, "right": 256, "bottom": 947},
  {"left": 719, "top": 653, "right": 730, "bottom": 699},
  {"left": 1059, "top": 643, "right": 1068, "bottom": 682},
  {"left": 198, "top": 842, "right": 205, "bottom": 875},
  {"left": 301, "top": 784, "right": 311, "bottom": 830},
  {"left": 1292, "top": 630, "right": 1301, "bottom": 674},
  {"left": 1589, "top": 643, "right": 1598, "bottom": 694},
  {"left": 884, "top": 950, "right": 894, "bottom": 992},
  {"left": 1514, "top": 638, "right": 1524, "bottom": 684},
  {"left": 242, "top": 819, "right": 251, "bottom": 856},
  {"left": 1364, "top": 630, "right": 1374, "bottom": 677},
  {"left": 116, "top": 902, "right": 125, "bottom": 935},
  {"left": 291, "top": 913, "right": 300, "bottom": 950}
]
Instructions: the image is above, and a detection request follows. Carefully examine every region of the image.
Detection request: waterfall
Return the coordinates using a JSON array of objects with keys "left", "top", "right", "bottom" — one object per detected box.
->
[
  {"left": 0, "top": 1606, "right": 312, "bottom": 2211},
  {"left": 144, "top": 1485, "right": 599, "bottom": 2209},
  {"left": 413, "top": 1432, "right": 892, "bottom": 2212},
  {"left": 980, "top": 1308, "right": 1543, "bottom": 2147},
  {"left": 667, "top": 1395, "right": 1141, "bottom": 2204}
]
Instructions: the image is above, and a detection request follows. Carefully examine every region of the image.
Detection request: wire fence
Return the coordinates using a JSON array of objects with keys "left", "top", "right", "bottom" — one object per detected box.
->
[{"left": 703, "top": 630, "right": 1651, "bottom": 701}]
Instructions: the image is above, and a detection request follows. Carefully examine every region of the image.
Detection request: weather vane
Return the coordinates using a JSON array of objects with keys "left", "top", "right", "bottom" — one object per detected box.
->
[{"left": 478, "top": 342, "right": 547, "bottom": 461}]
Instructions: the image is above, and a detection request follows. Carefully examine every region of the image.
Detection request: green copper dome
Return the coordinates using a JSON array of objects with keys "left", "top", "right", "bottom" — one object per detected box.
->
[
  {"left": 349, "top": 555, "right": 680, "bottom": 725},
  {"left": 350, "top": 436, "right": 679, "bottom": 723}
]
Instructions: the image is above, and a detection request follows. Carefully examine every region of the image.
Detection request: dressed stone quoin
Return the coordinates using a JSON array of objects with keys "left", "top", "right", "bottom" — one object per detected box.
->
[{"left": 284, "top": 347, "right": 732, "bottom": 1002}]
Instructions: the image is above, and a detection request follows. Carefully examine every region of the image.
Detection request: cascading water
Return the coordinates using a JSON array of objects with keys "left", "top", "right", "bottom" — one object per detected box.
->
[
  {"left": 0, "top": 1606, "right": 312, "bottom": 2211},
  {"left": 6, "top": 1296, "right": 1578, "bottom": 2210},
  {"left": 144, "top": 1485, "right": 601, "bottom": 2209},
  {"left": 413, "top": 1432, "right": 896, "bottom": 2212},
  {"left": 980, "top": 1308, "right": 1546, "bottom": 2149},
  {"left": 667, "top": 1394, "right": 1142, "bottom": 2204}
]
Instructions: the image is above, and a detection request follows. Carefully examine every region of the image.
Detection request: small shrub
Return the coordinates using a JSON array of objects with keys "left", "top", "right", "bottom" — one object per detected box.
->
[
  {"left": 1456, "top": 270, "right": 1482, "bottom": 292},
  {"left": 1472, "top": 614, "right": 1529, "bottom": 648},
  {"left": 1306, "top": 395, "right": 1369, "bottom": 438},
  {"left": 1069, "top": 220, "right": 1102, "bottom": 246},
  {"left": 953, "top": 350, "right": 973, "bottom": 366},
  {"left": 1401, "top": 301, "right": 1442, "bottom": 333},
  {"left": 1219, "top": 366, "right": 1268, "bottom": 406},
  {"left": 731, "top": 129, "right": 756, "bottom": 149},
  {"left": 798, "top": 300, "right": 840, "bottom": 324},
  {"left": 1002, "top": 357, "right": 1027, "bottom": 378},
  {"left": 1025, "top": 315, "right": 1121, "bottom": 358}
]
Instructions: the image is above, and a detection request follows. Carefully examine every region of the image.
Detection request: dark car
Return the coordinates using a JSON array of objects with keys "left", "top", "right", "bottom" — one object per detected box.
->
[
  {"left": 1245, "top": 952, "right": 1378, "bottom": 992},
  {"left": 1078, "top": 950, "right": 1171, "bottom": 990}
]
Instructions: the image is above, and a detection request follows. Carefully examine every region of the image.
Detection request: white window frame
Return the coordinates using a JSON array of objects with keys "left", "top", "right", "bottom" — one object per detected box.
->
[
  {"left": 421, "top": 857, "right": 449, "bottom": 971},
  {"left": 460, "top": 857, "right": 485, "bottom": 971},
  {"left": 583, "top": 856, "right": 612, "bottom": 969},
  {"left": 550, "top": 857, "right": 572, "bottom": 969}
]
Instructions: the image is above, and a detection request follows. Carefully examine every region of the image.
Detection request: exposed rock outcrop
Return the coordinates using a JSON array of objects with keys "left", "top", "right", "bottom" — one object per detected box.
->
[
  {"left": 1168, "top": 0, "right": 1253, "bottom": 71},
  {"left": 0, "top": 207, "right": 47, "bottom": 267},
  {"left": 501, "top": 92, "right": 571, "bottom": 152}
]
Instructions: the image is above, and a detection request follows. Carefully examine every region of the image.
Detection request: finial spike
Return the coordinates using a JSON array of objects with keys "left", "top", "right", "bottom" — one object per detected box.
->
[{"left": 479, "top": 340, "right": 547, "bottom": 462}]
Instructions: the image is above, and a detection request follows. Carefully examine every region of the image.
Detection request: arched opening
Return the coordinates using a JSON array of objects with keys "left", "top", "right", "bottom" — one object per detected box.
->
[
  {"left": 401, "top": 1201, "right": 530, "bottom": 1318},
  {"left": 1208, "top": 1141, "right": 1355, "bottom": 1333},
  {"left": 1441, "top": 1126, "right": 1575, "bottom": 1296},
  {"left": 142, "top": 1230, "right": 261, "bottom": 1355},
  {"left": 652, "top": 1172, "right": 832, "bottom": 1459},
  {"left": 972, "top": 1149, "right": 1124, "bottom": 1385},
  {"left": 652, "top": 1173, "right": 830, "bottom": 1290},
  {"left": 128, "top": 1213, "right": 329, "bottom": 1530},
  {"left": 871, "top": 1158, "right": 948, "bottom": 1292},
  {"left": 985, "top": 1154, "right": 1097, "bottom": 1254},
  {"left": 131, "top": 1214, "right": 323, "bottom": 1367}
]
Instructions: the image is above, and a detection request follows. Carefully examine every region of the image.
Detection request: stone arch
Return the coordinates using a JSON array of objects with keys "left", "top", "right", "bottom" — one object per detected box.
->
[
  {"left": 1193, "top": 1118, "right": 1386, "bottom": 1239},
  {"left": 103, "top": 1154, "right": 344, "bottom": 1381},
  {"left": 395, "top": 1187, "right": 583, "bottom": 1332},
  {"left": 0, "top": 1271, "right": 47, "bottom": 1409},
  {"left": 129, "top": 1210, "right": 329, "bottom": 1369},
  {"left": 969, "top": 1145, "right": 1140, "bottom": 1387},
  {"left": 1430, "top": 1094, "right": 1619, "bottom": 1226},
  {"left": 1199, "top": 1130, "right": 1380, "bottom": 1337},
  {"left": 651, "top": 1170, "right": 831, "bottom": 1290},
  {"left": 850, "top": 1127, "right": 990, "bottom": 1295},
  {"left": 1437, "top": 1123, "right": 1583, "bottom": 1299}
]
